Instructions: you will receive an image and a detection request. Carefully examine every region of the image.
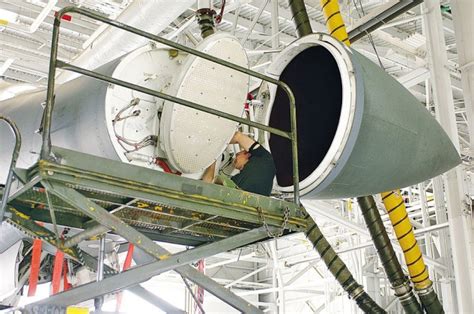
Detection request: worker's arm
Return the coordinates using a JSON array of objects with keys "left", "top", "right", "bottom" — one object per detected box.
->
[
  {"left": 202, "top": 161, "right": 217, "bottom": 183},
  {"left": 230, "top": 131, "right": 256, "bottom": 151}
]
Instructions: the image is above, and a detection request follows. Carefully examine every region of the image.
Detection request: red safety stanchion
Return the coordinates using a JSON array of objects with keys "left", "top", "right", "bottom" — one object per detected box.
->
[
  {"left": 63, "top": 260, "right": 71, "bottom": 291},
  {"left": 27, "top": 239, "right": 43, "bottom": 296},
  {"left": 51, "top": 250, "right": 64, "bottom": 295},
  {"left": 115, "top": 243, "right": 135, "bottom": 312}
]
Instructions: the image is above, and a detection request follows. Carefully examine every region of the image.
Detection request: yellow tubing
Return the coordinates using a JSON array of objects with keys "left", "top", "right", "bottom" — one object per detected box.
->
[
  {"left": 381, "top": 190, "right": 432, "bottom": 290},
  {"left": 317, "top": 0, "right": 435, "bottom": 299},
  {"left": 320, "top": 0, "right": 350, "bottom": 45}
]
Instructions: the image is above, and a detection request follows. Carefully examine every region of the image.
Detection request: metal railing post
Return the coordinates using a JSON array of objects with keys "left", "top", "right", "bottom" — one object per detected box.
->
[
  {"left": 41, "top": 17, "right": 61, "bottom": 160},
  {"left": 0, "top": 116, "right": 22, "bottom": 222}
]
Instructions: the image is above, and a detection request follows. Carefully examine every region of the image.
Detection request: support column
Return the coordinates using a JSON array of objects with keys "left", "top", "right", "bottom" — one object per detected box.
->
[
  {"left": 269, "top": 240, "right": 285, "bottom": 313},
  {"left": 422, "top": 0, "right": 473, "bottom": 312},
  {"left": 43, "top": 181, "right": 264, "bottom": 314},
  {"left": 450, "top": 2, "right": 474, "bottom": 310},
  {"left": 450, "top": 0, "right": 474, "bottom": 154},
  {"left": 94, "top": 235, "right": 106, "bottom": 311}
]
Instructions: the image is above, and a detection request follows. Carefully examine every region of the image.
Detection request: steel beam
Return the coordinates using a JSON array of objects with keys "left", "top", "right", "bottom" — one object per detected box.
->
[
  {"left": 40, "top": 180, "right": 264, "bottom": 313},
  {"left": 41, "top": 147, "right": 305, "bottom": 230},
  {"left": 225, "top": 265, "right": 269, "bottom": 289},
  {"left": 298, "top": 201, "right": 448, "bottom": 271},
  {"left": 128, "top": 285, "right": 186, "bottom": 314},
  {"left": 348, "top": 0, "right": 423, "bottom": 42},
  {"left": 451, "top": 0, "right": 474, "bottom": 155},
  {"left": 74, "top": 246, "right": 184, "bottom": 313},
  {"left": 423, "top": 1, "right": 473, "bottom": 312},
  {"left": 28, "top": 227, "right": 269, "bottom": 307}
]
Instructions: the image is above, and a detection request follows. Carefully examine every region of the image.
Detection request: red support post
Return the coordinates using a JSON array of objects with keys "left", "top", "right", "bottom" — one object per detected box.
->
[
  {"left": 51, "top": 250, "right": 64, "bottom": 295},
  {"left": 115, "top": 244, "right": 135, "bottom": 312},
  {"left": 27, "top": 239, "right": 42, "bottom": 297}
]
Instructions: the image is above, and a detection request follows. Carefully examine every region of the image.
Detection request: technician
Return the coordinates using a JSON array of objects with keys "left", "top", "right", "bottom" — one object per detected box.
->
[{"left": 202, "top": 131, "right": 276, "bottom": 196}]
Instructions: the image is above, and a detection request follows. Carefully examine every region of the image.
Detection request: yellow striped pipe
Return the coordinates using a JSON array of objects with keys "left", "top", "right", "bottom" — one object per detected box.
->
[
  {"left": 317, "top": 0, "right": 432, "bottom": 293},
  {"left": 317, "top": 0, "right": 440, "bottom": 308},
  {"left": 320, "top": 0, "right": 350, "bottom": 45},
  {"left": 381, "top": 190, "right": 432, "bottom": 290}
]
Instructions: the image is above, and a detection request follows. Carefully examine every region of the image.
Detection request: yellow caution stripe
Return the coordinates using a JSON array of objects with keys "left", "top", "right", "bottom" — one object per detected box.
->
[
  {"left": 319, "top": 0, "right": 350, "bottom": 46},
  {"left": 381, "top": 190, "right": 432, "bottom": 290},
  {"left": 66, "top": 307, "right": 89, "bottom": 314}
]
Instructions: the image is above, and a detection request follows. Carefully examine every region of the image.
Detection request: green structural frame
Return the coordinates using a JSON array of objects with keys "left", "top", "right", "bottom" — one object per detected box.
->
[
  {"left": 42, "top": 6, "right": 301, "bottom": 205},
  {"left": 0, "top": 6, "right": 308, "bottom": 313},
  {"left": 0, "top": 7, "right": 314, "bottom": 313},
  {"left": 4, "top": 145, "right": 307, "bottom": 313}
]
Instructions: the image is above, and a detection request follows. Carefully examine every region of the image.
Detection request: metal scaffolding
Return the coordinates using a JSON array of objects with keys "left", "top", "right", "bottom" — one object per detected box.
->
[
  {"left": 0, "top": 6, "right": 304, "bottom": 313},
  {"left": 0, "top": 1, "right": 471, "bottom": 312}
]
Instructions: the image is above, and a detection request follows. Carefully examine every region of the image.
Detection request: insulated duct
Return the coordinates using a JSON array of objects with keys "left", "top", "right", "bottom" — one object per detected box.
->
[
  {"left": 358, "top": 196, "right": 422, "bottom": 313},
  {"left": 381, "top": 191, "right": 445, "bottom": 313},
  {"left": 305, "top": 216, "right": 386, "bottom": 313},
  {"left": 289, "top": 0, "right": 313, "bottom": 37},
  {"left": 56, "top": 0, "right": 195, "bottom": 84},
  {"left": 320, "top": 0, "right": 350, "bottom": 44}
]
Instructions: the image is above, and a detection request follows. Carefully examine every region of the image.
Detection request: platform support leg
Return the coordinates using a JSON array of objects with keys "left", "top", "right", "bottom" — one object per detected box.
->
[{"left": 42, "top": 180, "right": 264, "bottom": 314}]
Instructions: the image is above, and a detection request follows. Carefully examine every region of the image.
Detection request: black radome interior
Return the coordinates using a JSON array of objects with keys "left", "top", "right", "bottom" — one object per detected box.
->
[{"left": 269, "top": 45, "right": 343, "bottom": 187}]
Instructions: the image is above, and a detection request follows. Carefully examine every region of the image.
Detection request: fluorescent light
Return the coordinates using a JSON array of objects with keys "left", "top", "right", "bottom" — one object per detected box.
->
[{"left": 0, "top": 9, "right": 18, "bottom": 24}]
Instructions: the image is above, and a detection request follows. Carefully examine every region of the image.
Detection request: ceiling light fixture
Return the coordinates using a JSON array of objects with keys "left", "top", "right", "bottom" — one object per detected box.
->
[{"left": 0, "top": 8, "right": 18, "bottom": 26}]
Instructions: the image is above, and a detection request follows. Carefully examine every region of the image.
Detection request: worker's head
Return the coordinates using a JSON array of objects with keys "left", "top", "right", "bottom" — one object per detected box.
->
[{"left": 234, "top": 150, "right": 251, "bottom": 170}]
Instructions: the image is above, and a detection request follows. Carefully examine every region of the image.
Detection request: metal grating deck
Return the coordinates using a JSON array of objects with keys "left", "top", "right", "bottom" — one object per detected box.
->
[{"left": 5, "top": 147, "right": 307, "bottom": 247}]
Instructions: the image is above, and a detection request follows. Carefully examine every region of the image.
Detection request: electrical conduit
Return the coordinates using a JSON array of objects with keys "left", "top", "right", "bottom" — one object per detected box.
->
[{"left": 381, "top": 191, "right": 444, "bottom": 313}]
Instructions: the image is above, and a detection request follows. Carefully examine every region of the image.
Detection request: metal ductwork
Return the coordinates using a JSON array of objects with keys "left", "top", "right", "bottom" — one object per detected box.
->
[
  {"left": 289, "top": 0, "right": 313, "bottom": 37},
  {"left": 258, "top": 33, "right": 460, "bottom": 199},
  {"left": 56, "top": 0, "right": 195, "bottom": 84}
]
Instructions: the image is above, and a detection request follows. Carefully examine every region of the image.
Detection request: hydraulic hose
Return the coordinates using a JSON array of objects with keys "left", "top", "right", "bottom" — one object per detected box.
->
[
  {"left": 289, "top": 0, "right": 313, "bottom": 37},
  {"left": 305, "top": 215, "right": 386, "bottom": 313},
  {"left": 381, "top": 191, "right": 444, "bottom": 313},
  {"left": 289, "top": 1, "right": 383, "bottom": 311},
  {"left": 287, "top": 1, "right": 381, "bottom": 312},
  {"left": 314, "top": 1, "right": 423, "bottom": 312},
  {"left": 358, "top": 196, "right": 423, "bottom": 314},
  {"left": 320, "top": 0, "right": 350, "bottom": 45}
]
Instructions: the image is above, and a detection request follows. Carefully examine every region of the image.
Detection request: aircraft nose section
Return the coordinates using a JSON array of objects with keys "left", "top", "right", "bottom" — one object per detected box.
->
[{"left": 262, "top": 33, "right": 460, "bottom": 199}]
